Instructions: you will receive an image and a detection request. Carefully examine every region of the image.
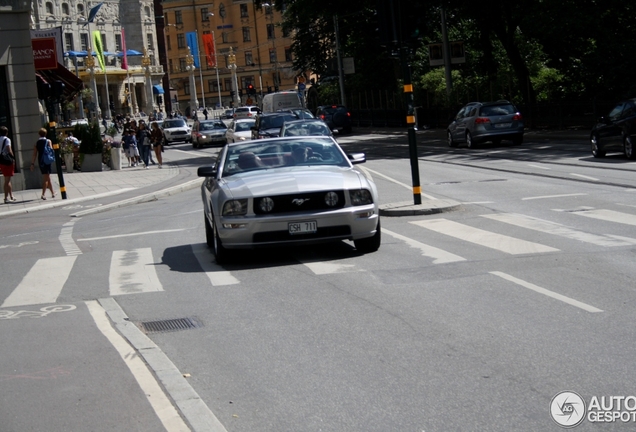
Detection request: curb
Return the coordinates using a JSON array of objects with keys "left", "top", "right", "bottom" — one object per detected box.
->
[{"left": 380, "top": 199, "right": 462, "bottom": 216}]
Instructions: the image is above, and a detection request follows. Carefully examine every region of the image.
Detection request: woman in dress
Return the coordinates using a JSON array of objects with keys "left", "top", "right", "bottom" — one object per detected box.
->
[
  {"left": 30, "top": 128, "right": 56, "bottom": 200},
  {"left": 0, "top": 126, "right": 17, "bottom": 203},
  {"left": 150, "top": 122, "right": 164, "bottom": 168}
]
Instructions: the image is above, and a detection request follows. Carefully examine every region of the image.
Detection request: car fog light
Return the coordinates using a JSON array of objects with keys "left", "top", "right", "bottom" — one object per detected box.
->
[
  {"left": 356, "top": 210, "right": 374, "bottom": 218},
  {"left": 259, "top": 197, "right": 275, "bottom": 212},
  {"left": 324, "top": 191, "right": 339, "bottom": 207},
  {"left": 349, "top": 189, "right": 373, "bottom": 206}
]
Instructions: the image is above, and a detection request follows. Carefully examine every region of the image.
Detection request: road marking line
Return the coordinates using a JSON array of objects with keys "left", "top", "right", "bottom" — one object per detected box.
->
[
  {"left": 570, "top": 209, "right": 636, "bottom": 226},
  {"left": 60, "top": 220, "right": 82, "bottom": 255},
  {"left": 85, "top": 301, "right": 191, "bottom": 432},
  {"left": 109, "top": 248, "right": 164, "bottom": 296},
  {"left": 527, "top": 164, "right": 551, "bottom": 170},
  {"left": 171, "top": 149, "right": 211, "bottom": 157},
  {"left": 522, "top": 193, "right": 586, "bottom": 200},
  {"left": 301, "top": 260, "right": 363, "bottom": 274},
  {"left": 464, "top": 201, "right": 494, "bottom": 204},
  {"left": 411, "top": 219, "right": 559, "bottom": 254},
  {"left": 535, "top": 146, "right": 552, "bottom": 149},
  {"left": 384, "top": 227, "right": 466, "bottom": 263},
  {"left": 482, "top": 213, "right": 631, "bottom": 247},
  {"left": 191, "top": 244, "right": 240, "bottom": 285},
  {"left": 490, "top": 271, "right": 603, "bottom": 313},
  {"left": 570, "top": 173, "right": 599, "bottom": 181},
  {"left": 78, "top": 229, "right": 188, "bottom": 242},
  {"left": 362, "top": 167, "right": 437, "bottom": 200},
  {"left": 1, "top": 256, "right": 77, "bottom": 308}
]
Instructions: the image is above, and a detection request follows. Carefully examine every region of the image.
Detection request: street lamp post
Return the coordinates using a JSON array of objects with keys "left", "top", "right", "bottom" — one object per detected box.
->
[
  {"left": 142, "top": 48, "right": 154, "bottom": 114},
  {"left": 211, "top": 31, "right": 223, "bottom": 109},
  {"left": 185, "top": 48, "right": 199, "bottom": 116},
  {"left": 85, "top": 50, "right": 100, "bottom": 119},
  {"left": 228, "top": 47, "right": 240, "bottom": 107}
]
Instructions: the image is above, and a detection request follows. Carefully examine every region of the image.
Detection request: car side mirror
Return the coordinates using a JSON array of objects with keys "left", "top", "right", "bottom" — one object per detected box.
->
[
  {"left": 598, "top": 116, "right": 611, "bottom": 124},
  {"left": 348, "top": 153, "right": 366, "bottom": 164},
  {"left": 197, "top": 164, "right": 217, "bottom": 177}
]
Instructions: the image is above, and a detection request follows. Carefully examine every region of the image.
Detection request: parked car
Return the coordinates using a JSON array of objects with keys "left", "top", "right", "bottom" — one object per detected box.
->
[
  {"left": 191, "top": 120, "right": 227, "bottom": 148},
  {"left": 226, "top": 119, "right": 256, "bottom": 143},
  {"left": 280, "top": 119, "right": 333, "bottom": 137},
  {"left": 447, "top": 100, "right": 524, "bottom": 148},
  {"left": 163, "top": 118, "right": 192, "bottom": 144},
  {"left": 222, "top": 109, "right": 235, "bottom": 119},
  {"left": 251, "top": 112, "right": 299, "bottom": 139},
  {"left": 277, "top": 108, "right": 315, "bottom": 119},
  {"left": 316, "top": 105, "right": 352, "bottom": 133},
  {"left": 196, "top": 136, "right": 381, "bottom": 263},
  {"left": 233, "top": 106, "right": 261, "bottom": 119},
  {"left": 590, "top": 98, "right": 636, "bottom": 159},
  {"left": 261, "top": 91, "right": 303, "bottom": 112}
]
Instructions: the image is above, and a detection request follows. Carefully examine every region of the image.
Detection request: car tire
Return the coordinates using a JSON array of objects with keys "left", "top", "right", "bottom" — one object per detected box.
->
[
  {"left": 209, "top": 215, "right": 229, "bottom": 264},
  {"left": 624, "top": 136, "right": 636, "bottom": 160},
  {"left": 204, "top": 214, "right": 215, "bottom": 247},
  {"left": 466, "top": 132, "right": 475, "bottom": 149},
  {"left": 448, "top": 131, "right": 457, "bottom": 147},
  {"left": 591, "top": 134, "right": 606, "bottom": 158},
  {"left": 512, "top": 135, "right": 523, "bottom": 145},
  {"left": 354, "top": 218, "right": 381, "bottom": 253}
]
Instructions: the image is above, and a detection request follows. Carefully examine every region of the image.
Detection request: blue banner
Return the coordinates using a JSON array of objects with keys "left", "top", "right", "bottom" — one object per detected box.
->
[{"left": 186, "top": 32, "right": 200, "bottom": 68}]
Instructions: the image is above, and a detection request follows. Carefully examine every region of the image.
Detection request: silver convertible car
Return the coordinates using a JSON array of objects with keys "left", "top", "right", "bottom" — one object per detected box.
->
[{"left": 197, "top": 137, "right": 381, "bottom": 263}]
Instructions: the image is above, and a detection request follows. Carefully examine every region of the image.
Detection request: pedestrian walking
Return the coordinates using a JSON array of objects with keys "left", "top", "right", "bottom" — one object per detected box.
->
[
  {"left": 136, "top": 122, "right": 152, "bottom": 169},
  {"left": 150, "top": 121, "right": 164, "bottom": 168},
  {"left": 30, "top": 128, "right": 56, "bottom": 200},
  {"left": 203, "top": 108, "right": 208, "bottom": 120},
  {"left": 0, "top": 126, "right": 17, "bottom": 203}
]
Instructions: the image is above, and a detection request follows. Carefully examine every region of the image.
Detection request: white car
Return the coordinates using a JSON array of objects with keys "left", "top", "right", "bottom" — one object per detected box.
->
[
  {"left": 233, "top": 106, "right": 261, "bottom": 119},
  {"left": 226, "top": 119, "right": 256, "bottom": 143},
  {"left": 162, "top": 118, "right": 192, "bottom": 144}
]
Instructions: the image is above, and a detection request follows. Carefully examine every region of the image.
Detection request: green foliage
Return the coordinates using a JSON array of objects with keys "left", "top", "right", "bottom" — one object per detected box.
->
[{"left": 79, "top": 121, "right": 103, "bottom": 154}]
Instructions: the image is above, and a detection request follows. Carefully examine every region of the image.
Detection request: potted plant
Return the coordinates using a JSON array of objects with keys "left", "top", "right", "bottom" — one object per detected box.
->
[
  {"left": 78, "top": 120, "right": 104, "bottom": 172},
  {"left": 60, "top": 139, "right": 75, "bottom": 173}
]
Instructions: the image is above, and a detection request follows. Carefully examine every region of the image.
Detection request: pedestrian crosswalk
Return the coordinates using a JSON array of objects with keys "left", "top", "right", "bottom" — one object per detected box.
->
[{"left": 1, "top": 206, "right": 635, "bottom": 310}]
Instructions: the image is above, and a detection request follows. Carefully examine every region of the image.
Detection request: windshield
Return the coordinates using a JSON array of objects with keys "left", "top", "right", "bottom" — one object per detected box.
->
[
  {"left": 221, "top": 138, "right": 349, "bottom": 176},
  {"left": 260, "top": 114, "right": 298, "bottom": 130},
  {"left": 200, "top": 122, "right": 226, "bottom": 131},
  {"left": 479, "top": 104, "right": 517, "bottom": 116},
  {"left": 164, "top": 119, "right": 186, "bottom": 128},
  {"left": 235, "top": 121, "right": 255, "bottom": 132},
  {"left": 283, "top": 122, "right": 331, "bottom": 136}
]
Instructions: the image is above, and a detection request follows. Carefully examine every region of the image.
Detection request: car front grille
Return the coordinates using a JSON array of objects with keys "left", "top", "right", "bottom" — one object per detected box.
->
[
  {"left": 253, "top": 225, "right": 351, "bottom": 243},
  {"left": 253, "top": 191, "right": 346, "bottom": 215},
  {"left": 170, "top": 131, "right": 187, "bottom": 135}
]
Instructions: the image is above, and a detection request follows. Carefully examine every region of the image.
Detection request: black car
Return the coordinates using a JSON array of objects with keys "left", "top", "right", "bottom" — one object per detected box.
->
[
  {"left": 316, "top": 105, "right": 352, "bottom": 133},
  {"left": 251, "top": 112, "right": 299, "bottom": 140},
  {"left": 590, "top": 98, "right": 636, "bottom": 159}
]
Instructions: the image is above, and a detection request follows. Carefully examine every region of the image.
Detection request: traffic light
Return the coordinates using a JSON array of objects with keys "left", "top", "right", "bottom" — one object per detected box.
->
[
  {"left": 238, "top": 88, "right": 243, "bottom": 97},
  {"left": 52, "top": 80, "right": 65, "bottom": 101},
  {"left": 109, "top": 101, "right": 115, "bottom": 111},
  {"left": 230, "top": 90, "right": 235, "bottom": 97},
  {"left": 274, "top": 85, "right": 279, "bottom": 92},
  {"left": 247, "top": 84, "right": 255, "bottom": 95},
  {"left": 37, "top": 80, "right": 51, "bottom": 100},
  {"left": 267, "top": 86, "right": 272, "bottom": 94},
  {"left": 157, "top": 95, "right": 163, "bottom": 104}
]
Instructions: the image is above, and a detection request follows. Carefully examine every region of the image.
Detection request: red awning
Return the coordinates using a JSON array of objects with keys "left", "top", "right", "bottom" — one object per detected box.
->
[{"left": 35, "top": 63, "right": 84, "bottom": 102}]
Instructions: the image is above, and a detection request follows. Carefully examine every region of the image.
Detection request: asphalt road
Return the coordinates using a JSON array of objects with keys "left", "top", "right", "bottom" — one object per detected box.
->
[{"left": 1, "top": 131, "right": 635, "bottom": 431}]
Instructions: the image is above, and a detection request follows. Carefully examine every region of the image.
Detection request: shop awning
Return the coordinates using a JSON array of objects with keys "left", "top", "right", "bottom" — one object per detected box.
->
[
  {"left": 153, "top": 85, "right": 165, "bottom": 94},
  {"left": 36, "top": 63, "right": 84, "bottom": 102}
]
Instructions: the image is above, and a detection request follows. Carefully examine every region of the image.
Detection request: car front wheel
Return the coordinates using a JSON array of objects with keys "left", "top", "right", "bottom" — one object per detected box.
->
[
  {"left": 448, "top": 131, "right": 457, "bottom": 147},
  {"left": 211, "top": 216, "right": 229, "bottom": 264},
  {"left": 624, "top": 136, "right": 636, "bottom": 160},
  {"left": 354, "top": 219, "right": 381, "bottom": 253},
  {"left": 591, "top": 134, "right": 606, "bottom": 158}
]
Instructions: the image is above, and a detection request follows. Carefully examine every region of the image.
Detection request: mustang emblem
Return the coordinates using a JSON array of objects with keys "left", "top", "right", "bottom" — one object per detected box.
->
[{"left": 292, "top": 198, "right": 310, "bottom": 206}]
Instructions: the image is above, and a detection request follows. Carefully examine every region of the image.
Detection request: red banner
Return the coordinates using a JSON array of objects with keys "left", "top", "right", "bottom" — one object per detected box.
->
[
  {"left": 202, "top": 33, "right": 216, "bottom": 68},
  {"left": 121, "top": 27, "right": 128, "bottom": 70},
  {"left": 32, "top": 38, "right": 59, "bottom": 70}
]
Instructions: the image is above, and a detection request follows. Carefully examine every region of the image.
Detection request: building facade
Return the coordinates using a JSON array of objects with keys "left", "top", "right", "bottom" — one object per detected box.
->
[
  {"left": 161, "top": 0, "right": 298, "bottom": 112},
  {"left": 32, "top": 0, "right": 165, "bottom": 117}
]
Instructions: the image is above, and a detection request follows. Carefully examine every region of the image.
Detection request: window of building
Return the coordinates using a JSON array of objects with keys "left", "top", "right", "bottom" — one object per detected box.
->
[
  {"left": 201, "top": 8, "right": 209, "bottom": 21},
  {"left": 179, "top": 58, "right": 186, "bottom": 71},
  {"left": 208, "top": 79, "right": 221, "bottom": 92},
  {"left": 64, "top": 33, "right": 73, "bottom": 51},
  {"left": 177, "top": 33, "right": 185, "bottom": 49},
  {"left": 101, "top": 33, "right": 107, "bottom": 51},
  {"left": 115, "top": 34, "right": 122, "bottom": 52},
  {"left": 184, "top": 82, "right": 190, "bottom": 96},
  {"left": 45, "top": 2, "right": 53, "bottom": 14},
  {"left": 164, "top": 13, "right": 169, "bottom": 25},
  {"left": 147, "top": 33, "right": 154, "bottom": 51},
  {"left": 245, "top": 51, "right": 253, "bottom": 66},
  {"left": 175, "top": 10, "right": 182, "bottom": 24},
  {"left": 144, "top": 6, "right": 151, "bottom": 18},
  {"left": 222, "top": 32, "right": 229, "bottom": 43},
  {"left": 77, "top": 4, "right": 84, "bottom": 16},
  {"left": 242, "top": 27, "right": 251, "bottom": 42},
  {"left": 269, "top": 47, "right": 277, "bottom": 63},
  {"left": 169, "top": 59, "right": 173, "bottom": 73},
  {"left": 240, "top": 76, "right": 254, "bottom": 89},
  {"left": 282, "top": 26, "right": 290, "bottom": 38},
  {"left": 284, "top": 46, "right": 292, "bottom": 62},
  {"left": 62, "top": 3, "right": 70, "bottom": 15},
  {"left": 166, "top": 35, "right": 171, "bottom": 51},
  {"left": 224, "top": 78, "right": 232, "bottom": 92},
  {"left": 240, "top": 4, "right": 248, "bottom": 17},
  {"left": 266, "top": 24, "right": 275, "bottom": 39},
  {"left": 80, "top": 33, "right": 88, "bottom": 51}
]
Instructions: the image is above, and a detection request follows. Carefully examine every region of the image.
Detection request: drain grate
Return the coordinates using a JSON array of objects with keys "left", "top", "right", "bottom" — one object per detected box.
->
[{"left": 140, "top": 317, "right": 202, "bottom": 334}]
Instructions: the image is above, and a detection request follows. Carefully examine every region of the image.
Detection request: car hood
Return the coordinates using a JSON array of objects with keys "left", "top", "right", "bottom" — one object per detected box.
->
[{"left": 221, "top": 166, "right": 366, "bottom": 198}]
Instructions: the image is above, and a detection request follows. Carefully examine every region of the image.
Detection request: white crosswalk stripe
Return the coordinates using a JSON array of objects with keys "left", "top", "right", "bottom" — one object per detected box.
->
[
  {"left": 410, "top": 218, "right": 559, "bottom": 255},
  {"left": 566, "top": 209, "right": 636, "bottom": 226},
  {"left": 1, "top": 256, "right": 77, "bottom": 308},
  {"left": 191, "top": 244, "right": 240, "bottom": 285},
  {"left": 109, "top": 248, "right": 164, "bottom": 296},
  {"left": 383, "top": 228, "right": 466, "bottom": 264}
]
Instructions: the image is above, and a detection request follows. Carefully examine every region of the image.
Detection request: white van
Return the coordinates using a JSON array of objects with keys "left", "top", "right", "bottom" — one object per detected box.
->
[{"left": 261, "top": 91, "right": 302, "bottom": 113}]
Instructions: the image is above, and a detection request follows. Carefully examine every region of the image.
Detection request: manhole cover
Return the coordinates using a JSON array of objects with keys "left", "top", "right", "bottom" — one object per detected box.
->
[{"left": 140, "top": 317, "right": 202, "bottom": 333}]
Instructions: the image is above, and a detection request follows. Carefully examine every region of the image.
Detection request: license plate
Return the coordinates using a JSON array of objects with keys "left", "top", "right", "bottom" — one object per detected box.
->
[
  {"left": 494, "top": 123, "right": 512, "bottom": 128},
  {"left": 289, "top": 221, "right": 317, "bottom": 234}
]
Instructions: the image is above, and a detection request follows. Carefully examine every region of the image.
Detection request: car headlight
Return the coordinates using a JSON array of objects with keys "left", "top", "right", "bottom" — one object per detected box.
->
[
  {"left": 258, "top": 197, "right": 275, "bottom": 213},
  {"left": 238, "top": 137, "right": 246, "bottom": 141},
  {"left": 222, "top": 199, "right": 248, "bottom": 216},
  {"left": 200, "top": 135, "right": 207, "bottom": 139},
  {"left": 324, "top": 191, "right": 339, "bottom": 207},
  {"left": 349, "top": 189, "right": 373, "bottom": 206}
]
